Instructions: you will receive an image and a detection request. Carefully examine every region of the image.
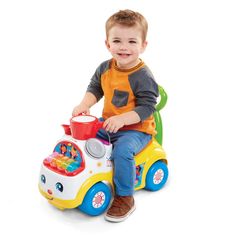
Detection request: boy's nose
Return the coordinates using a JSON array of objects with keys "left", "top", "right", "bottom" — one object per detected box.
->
[{"left": 119, "top": 44, "right": 127, "bottom": 50}]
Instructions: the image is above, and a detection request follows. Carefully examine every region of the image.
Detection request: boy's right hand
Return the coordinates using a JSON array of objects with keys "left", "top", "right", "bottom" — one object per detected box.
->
[{"left": 72, "top": 104, "right": 90, "bottom": 117}]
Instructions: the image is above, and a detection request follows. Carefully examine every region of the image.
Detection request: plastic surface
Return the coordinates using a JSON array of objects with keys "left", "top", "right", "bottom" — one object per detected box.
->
[
  {"left": 154, "top": 86, "right": 168, "bottom": 145},
  {"left": 43, "top": 141, "right": 85, "bottom": 176},
  {"left": 145, "top": 161, "right": 168, "bottom": 191},
  {"left": 70, "top": 115, "right": 104, "bottom": 140},
  {"left": 62, "top": 124, "right": 71, "bottom": 135},
  {"left": 39, "top": 86, "right": 168, "bottom": 216},
  {"left": 78, "top": 182, "right": 112, "bottom": 216},
  {"left": 85, "top": 138, "right": 106, "bottom": 158}
]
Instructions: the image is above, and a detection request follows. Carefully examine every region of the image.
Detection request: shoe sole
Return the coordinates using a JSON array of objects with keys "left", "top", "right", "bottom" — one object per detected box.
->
[{"left": 104, "top": 205, "right": 136, "bottom": 223}]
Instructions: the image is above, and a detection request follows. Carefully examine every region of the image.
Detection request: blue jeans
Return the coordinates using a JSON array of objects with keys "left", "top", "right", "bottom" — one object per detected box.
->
[{"left": 97, "top": 127, "right": 152, "bottom": 196}]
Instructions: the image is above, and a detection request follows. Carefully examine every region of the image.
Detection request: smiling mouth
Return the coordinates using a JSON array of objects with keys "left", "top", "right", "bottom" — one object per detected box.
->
[
  {"left": 42, "top": 192, "right": 53, "bottom": 200},
  {"left": 118, "top": 53, "right": 130, "bottom": 57},
  {"left": 39, "top": 185, "right": 54, "bottom": 201},
  {"left": 45, "top": 195, "right": 54, "bottom": 201}
]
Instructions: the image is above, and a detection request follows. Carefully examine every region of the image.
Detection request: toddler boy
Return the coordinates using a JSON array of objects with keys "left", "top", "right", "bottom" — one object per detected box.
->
[{"left": 72, "top": 9, "right": 159, "bottom": 222}]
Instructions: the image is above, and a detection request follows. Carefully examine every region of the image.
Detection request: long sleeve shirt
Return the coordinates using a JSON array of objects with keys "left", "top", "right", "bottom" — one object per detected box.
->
[{"left": 87, "top": 59, "right": 159, "bottom": 135}]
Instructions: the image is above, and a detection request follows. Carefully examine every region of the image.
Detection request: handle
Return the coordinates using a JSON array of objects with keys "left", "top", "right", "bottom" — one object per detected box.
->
[
  {"left": 95, "top": 120, "right": 111, "bottom": 144},
  {"left": 156, "top": 86, "right": 168, "bottom": 111}
]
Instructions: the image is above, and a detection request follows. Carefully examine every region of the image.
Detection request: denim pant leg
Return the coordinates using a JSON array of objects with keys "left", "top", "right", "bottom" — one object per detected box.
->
[{"left": 110, "top": 131, "right": 152, "bottom": 196}]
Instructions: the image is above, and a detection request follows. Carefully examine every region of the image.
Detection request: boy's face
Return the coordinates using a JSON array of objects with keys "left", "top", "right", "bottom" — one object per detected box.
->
[{"left": 105, "top": 24, "right": 147, "bottom": 69}]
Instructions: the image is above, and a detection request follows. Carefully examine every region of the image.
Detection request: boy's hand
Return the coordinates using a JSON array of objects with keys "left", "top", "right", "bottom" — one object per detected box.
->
[
  {"left": 103, "top": 115, "right": 125, "bottom": 133},
  {"left": 72, "top": 104, "right": 90, "bottom": 117}
]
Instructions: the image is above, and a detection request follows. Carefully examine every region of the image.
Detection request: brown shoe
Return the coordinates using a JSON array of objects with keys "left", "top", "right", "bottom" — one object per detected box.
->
[{"left": 105, "top": 195, "right": 136, "bottom": 222}]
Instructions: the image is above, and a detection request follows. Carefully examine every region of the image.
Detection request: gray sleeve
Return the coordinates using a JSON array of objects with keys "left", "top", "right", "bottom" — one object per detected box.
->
[
  {"left": 128, "top": 67, "right": 159, "bottom": 121},
  {"left": 86, "top": 60, "right": 110, "bottom": 101}
]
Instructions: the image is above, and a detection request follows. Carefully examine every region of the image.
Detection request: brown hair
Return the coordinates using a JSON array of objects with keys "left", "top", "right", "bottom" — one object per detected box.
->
[{"left": 105, "top": 9, "right": 148, "bottom": 41}]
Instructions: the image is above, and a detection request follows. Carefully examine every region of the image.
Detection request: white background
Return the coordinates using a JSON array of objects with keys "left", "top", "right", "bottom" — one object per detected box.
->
[{"left": 1, "top": 0, "right": 236, "bottom": 235}]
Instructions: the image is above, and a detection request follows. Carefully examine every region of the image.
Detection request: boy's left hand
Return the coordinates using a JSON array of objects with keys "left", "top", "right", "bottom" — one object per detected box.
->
[{"left": 103, "top": 115, "right": 125, "bottom": 133}]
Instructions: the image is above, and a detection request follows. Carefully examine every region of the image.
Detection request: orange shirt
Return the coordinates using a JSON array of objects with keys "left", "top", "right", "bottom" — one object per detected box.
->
[{"left": 87, "top": 59, "right": 159, "bottom": 135}]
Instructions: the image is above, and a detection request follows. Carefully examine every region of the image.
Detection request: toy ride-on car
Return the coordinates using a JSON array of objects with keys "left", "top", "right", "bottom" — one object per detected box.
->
[{"left": 38, "top": 86, "right": 168, "bottom": 216}]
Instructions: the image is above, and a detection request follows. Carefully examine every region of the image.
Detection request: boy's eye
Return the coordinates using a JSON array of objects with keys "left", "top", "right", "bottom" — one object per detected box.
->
[
  {"left": 113, "top": 40, "right": 120, "bottom": 43},
  {"left": 56, "top": 182, "right": 63, "bottom": 192},
  {"left": 129, "top": 40, "right": 137, "bottom": 44},
  {"left": 41, "top": 175, "right": 46, "bottom": 184}
]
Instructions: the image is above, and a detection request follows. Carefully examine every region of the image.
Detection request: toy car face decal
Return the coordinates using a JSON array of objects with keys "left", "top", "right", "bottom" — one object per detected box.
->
[
  {"left": 39, "top": 167, "right": 78, "bottom": 200},
  {"left": 55, "top": 182, "right": 63, "bottom": 192},
  {"left": 41, "top": 174, "right": 46, "bottom": 184}
]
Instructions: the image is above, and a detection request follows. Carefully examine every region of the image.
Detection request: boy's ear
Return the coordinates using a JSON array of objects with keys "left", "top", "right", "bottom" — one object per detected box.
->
[
  {"left": 105, "top": 40, "right": 110, "bottom": 50},
  {"left": 141, "top": 41, "right": 148, "bottom": 53}
]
